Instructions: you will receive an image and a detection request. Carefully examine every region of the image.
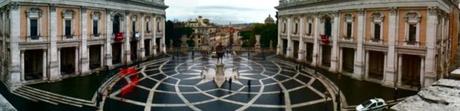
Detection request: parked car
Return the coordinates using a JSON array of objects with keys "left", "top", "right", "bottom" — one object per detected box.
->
[{"left": 356, "top": 98, "right": 387, "bottom": 111}]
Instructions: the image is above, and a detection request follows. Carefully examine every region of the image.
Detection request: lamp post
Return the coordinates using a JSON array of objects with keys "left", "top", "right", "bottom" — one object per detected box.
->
[
  {"left": 324, "top": 91, "right": 329, "bottom": 111},
  {"left": 262, "top": 43, "right": 265, "bottom": 60}
]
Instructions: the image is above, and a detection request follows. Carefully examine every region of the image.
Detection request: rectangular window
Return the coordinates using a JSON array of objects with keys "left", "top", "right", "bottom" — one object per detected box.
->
[
  {"left": 93, "top": 20, "right": 99, "bottom": 36},
  {"left": 283, "top": 23, "right": 286, "bottom": 33},
  {"left": 408, "top": 24, "right": 417, "bottom": 44},
  {"left": 373, "top": 23, "right": 381, "bottom": 41},
  {"left": 30, "top": 19, "right": 38, "bottom": 39},
  {"left": 346, "top": 22, "right": 352, "bottom": 39},
  {"left": 65, "top": 19, "right": 72, "bottom": 38},
  {"left": 307, "top": 23, "right": 312, "bottom": 35},
  {"left": 146, "top": 22, "right": 150, "bottom": 33},
  {"left": 294, "top": 23, "right": 298, "bottom": 34},
  {"left": 157, "top": 22, "right": 161, "bottom": 32}
]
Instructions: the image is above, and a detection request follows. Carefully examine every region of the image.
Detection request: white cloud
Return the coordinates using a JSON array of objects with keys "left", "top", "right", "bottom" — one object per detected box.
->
[{"left": 165, "top": 0, "right": 278, "bottom": 24}]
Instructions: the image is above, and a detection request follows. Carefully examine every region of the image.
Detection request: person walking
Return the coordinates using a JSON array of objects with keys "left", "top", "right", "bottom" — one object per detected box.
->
[
  {"left": 247, "top": 80, "right": 251, "bottom": 92},
  {"left": 229, "top": 78, "right": 233, "bottom": 90}
]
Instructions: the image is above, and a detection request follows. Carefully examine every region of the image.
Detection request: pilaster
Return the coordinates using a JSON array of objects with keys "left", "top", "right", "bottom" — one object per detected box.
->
[
  {"left": 105, "top": 9, "right": 113, "bottom": 67},
  {"left": 7, "top": 4, "right": 21, "bottom": 90},
  {"left": 330, "top": 12, "right": 340, "bottom": 73},
  {"left": 424, "top": 7, "right": 438, "bottom": 87},
  {"left": 152, "top": 15, "right": 158, "bottom": 56},
  {"left": 383, "top": 7, "right": 398, "bottom": 87},
  {"left": 124, "top": 12, "right": 131, "bottom": 64},
  {"left": 312, "top": 15, "right": 320, "bottom": 67},
  {"left": 353, "top": 9, "right": 365, "bottom": 80},
  {"left": 277, "top": 18, "right": 283, "bottom": 55},
  {"left": 48, "top": 6, "right": 61, "bottom": 81},
  {"left": 140, "top": 14, "right": 146, "bottom": 60},
  {"left": 297, "top": 16, "right": 306, "bottom": 61},
  {"left": 286, "top": 17, "right": 293, "bottom": 58},
  {"left": 80, "top": 7, "right": 90, "bottom": 74}
]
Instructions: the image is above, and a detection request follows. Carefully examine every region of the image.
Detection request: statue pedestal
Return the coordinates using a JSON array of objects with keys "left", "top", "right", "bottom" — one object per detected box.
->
[
  {"left": 255, "top": 45, "right": 261, "bottom": 53},
  {"left": 214, "top": 64, "right": 225, "bottom": 88}
]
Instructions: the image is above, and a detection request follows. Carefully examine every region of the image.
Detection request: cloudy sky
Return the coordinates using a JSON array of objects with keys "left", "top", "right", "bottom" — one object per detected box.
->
[{"left": 165, "top": 0, "right": 278, "bottom": 24}]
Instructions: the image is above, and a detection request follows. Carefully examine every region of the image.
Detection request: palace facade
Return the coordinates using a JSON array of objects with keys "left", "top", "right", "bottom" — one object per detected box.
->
[
  {"left": 0, "top": 0, "right": 167, "bottom": 90},
  {"left": 276, "top": 0, "right": 460, "bottom": 90}
]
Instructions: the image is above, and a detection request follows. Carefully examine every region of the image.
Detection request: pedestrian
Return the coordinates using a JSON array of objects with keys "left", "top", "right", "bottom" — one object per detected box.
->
[
  {"left": 393, "top": 87, "right": 399, "bottom": 101},
  {"left": 229, "top": 78, "right": 233, "bottom": 90},
  {"left": 96, "top": 91, "right": 102, "bottom": 107},
  {"left": 247, "top": 80, "right": 251, "bottom": 92}
]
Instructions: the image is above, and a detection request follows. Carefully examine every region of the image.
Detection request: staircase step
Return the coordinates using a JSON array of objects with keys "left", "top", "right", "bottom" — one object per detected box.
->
[
  {"left": 13, "top": 89, "right": 59, "bottom": 105},
  {"left": 11, "top": 91, "right": 39, "bottom": 102},
  {"left": 22, "top": 86, "right": 93, "bottom": 105},
  {"left": 17, "top": 87, "right": 88, "bottom": 107}
]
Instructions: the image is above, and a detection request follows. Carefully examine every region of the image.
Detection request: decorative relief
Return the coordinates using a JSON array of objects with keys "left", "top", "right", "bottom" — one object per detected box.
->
[
  {"left": 405, "top": 12, "right": 421, "bottom": 23},
  {"left": 27, "top": 8, "right": 42, "bottom": 18},
  {"left": 372, "top": 13, "right": 384, "bottom": 23}
]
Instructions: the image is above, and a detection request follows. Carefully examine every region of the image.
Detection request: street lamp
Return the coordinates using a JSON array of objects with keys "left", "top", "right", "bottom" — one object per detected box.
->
[
  {"left": 262, "top": 43, "right": 265, "bottom": 60},
  {"left": 324, "top": 91, "right": 329, "bottom": 111}
]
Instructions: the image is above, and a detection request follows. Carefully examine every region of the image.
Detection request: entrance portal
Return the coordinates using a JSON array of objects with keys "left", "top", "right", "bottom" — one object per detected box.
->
[
  {"left": 322, "top": 45, "right": 331, "bottom": 67},
  {"left": 60, "top": 47, "right": 76, "bottom": 75},
  {"left": 368, "top": 51, "right": 384, "bottom": 80},
  {"left": 401, "top": 54, "right": 421, "bottom": 87},
  {"left": 306, "top": 43, "right": 313, "bottom": 63},
  {"left": 293, "top": 41, "right": 299, "bottom": 59},
  {"left": 156, "top": 38, "right": 161, "bottom": 54},
  {"left": 145, "top": 40, "right": 151, "bottom": 57},
  {"left": 342, "top": 48, "right": 354, "bottom": 73},
  {"left": 130, "top": 41, "right": 138, "bottom": 62},
  {"left": 282, "top": 39, "right": 288, "bottom": 55},
  {"left": 112, "top": 43, "right": 122, "bottom": 64},
  {"left": 89, "top": 45, "right": 102, "bottom": 69},
  {"left": 24, "top": 50, "right": 44, "bottom": 80}
]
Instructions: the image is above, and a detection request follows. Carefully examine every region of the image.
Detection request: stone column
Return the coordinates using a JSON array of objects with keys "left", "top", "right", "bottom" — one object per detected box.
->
[
  {"left": 312, "top": 15, "right": 320, "bottom": 67},
  {"left": 424, "top": 7, "right": 438, "bottom": 87},
  {"left": 383, "top": 8, "right": 398, "bottom": 87},
  {"left": 43, "top": 50, "right": 47, "bottom": 80},
  {"left": 124, "top": 12, "right": 131, "bottom": 64},
  {"left": 140, "top": 14, "right": 146, "bottom": 60},
  {"left": 286, "top": 17, "right": 293, "bottom": 58},
  {"left": 330, "top": 12, "right": 340, "bottom": 73},
  {"left": 7, "top": 5, "right": 21, "bottom": 90},
  {"left": 353, "top": 10, "right": 365, "bottom": 80},
  {"left": 49, "top": 6, "right": 61, "bottom": 81},
  {"left": 80, "top": 8, "right": 90, "bottom": 74},
  {"left": 152, "top": 15, "right": 158, "bottom": 56},
  {"left": 20, "top": 51, "right": 24, "bottom": 81},
  {"left": 277, "top": 18, "right": 283, "bottom": 55},
  {"left": 105, "top": 9, "right": 113, "bottom": 67},
  {"left": 298, "top": 17, "right": 306, "bottom": 61}
]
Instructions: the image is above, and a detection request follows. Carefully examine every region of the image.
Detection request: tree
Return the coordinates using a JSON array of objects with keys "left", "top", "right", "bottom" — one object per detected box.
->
[
  {"left": 243, "top": 23, "right": 278, "bottom": 48},
  {"left": 165, "top": 20, "right": 194, "bottom": 48}
]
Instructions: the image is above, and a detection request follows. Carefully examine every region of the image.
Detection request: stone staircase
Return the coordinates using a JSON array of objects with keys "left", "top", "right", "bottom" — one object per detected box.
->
[{"left": 12, "top": 86, "right": 94, "bottom": 107}]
